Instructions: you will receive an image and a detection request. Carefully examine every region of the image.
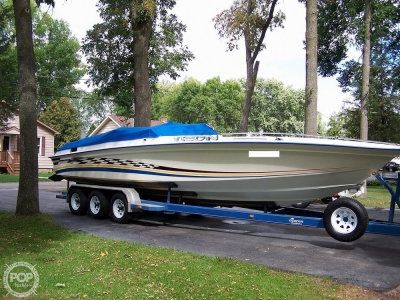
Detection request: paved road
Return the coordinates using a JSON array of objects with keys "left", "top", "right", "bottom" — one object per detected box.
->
[{"left": 1, "top": 182, "right": 400, "bottom": 292}]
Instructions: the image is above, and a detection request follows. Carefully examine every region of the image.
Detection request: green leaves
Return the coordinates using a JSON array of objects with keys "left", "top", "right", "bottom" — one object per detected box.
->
[
  {"left": 39, "top": 97, "right": 82, "bottom": 149},
  {"left": 248, "top": 78, "right": 305, "bottom": 133},
  {"left": 318, "top": 0, "right": 400, "bottom": 141},
  {"left": 82, "top": 0, "right": 194, "bottom": 116},
  {"left": 0, "top": 0, "right": 86, "bottom": 114},
  {"left": 213, "top": 0, "right": 285, "bottom": 53},
  {"left": 163, "top": 78, "right": 244, "bottom": 132},
  {"left": 152, "top": 77, "right": 307, "bottom": 134},
  {"left": 0, "top": 0, "right": 18, "bottom": 126},
  {"left": 33, "top": 14, "right": 86, "bottom": 112}
]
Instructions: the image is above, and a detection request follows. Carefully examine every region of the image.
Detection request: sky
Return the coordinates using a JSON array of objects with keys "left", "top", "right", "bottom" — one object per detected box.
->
[{"left": 46, "top": 0, "right": 356, "bottom": 123}]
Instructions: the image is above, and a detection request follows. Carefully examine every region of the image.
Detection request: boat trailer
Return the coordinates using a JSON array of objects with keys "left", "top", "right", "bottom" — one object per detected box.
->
[{"left": 58, "top": 173, "right": 400, "bottom": 242}]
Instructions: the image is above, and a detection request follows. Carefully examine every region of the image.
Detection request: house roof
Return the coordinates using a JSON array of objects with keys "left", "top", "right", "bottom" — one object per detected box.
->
[
  {"left": 0, "top": 126, "right": 20, "bottom": 135},
  {"left": 37, "top": 120, "right": 60, "bottom": 135},
  {"left": 109, "top": 115, "right": 134, "bottom": 127},
  {"left": 151, "top": 120, "right": 165, "bottom": 126},
  {"left": 89, "top": 115, "right": 168, "bottom": 136},
  {"left": 0, "top": 115, "right": 59, "bottom": 135}
]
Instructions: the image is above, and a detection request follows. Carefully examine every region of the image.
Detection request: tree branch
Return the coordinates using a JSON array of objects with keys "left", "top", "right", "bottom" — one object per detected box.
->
[{"left": 251, "top": 0, "right": 279, "bottom": 64}]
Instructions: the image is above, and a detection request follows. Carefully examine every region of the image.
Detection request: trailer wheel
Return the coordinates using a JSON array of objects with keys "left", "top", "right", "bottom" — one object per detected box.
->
[
  {"left": 323, "top": 198, "right": 368, "bottom": 242},
  {"left": 88, "top": 190, "right": 109, "bottom": 219},
  {"left": 68, "top": 188, "right": 88, "bottom": 215},
  {"left": 110, "top": 193, "right": 132, "bottom": 224}
]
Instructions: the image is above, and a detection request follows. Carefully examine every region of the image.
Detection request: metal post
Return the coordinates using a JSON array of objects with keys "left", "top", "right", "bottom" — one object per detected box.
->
[
  {"left": 167, "top": 185, "right": 171, "bottom": 203},
  {"left": 374, "top": 173, "right": 400, "bottom": 223}
]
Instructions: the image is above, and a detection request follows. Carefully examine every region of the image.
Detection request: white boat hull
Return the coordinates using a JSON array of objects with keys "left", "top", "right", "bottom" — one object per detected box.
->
[{"left": 52, "top": 137, "right": 400, "bottom": 205}]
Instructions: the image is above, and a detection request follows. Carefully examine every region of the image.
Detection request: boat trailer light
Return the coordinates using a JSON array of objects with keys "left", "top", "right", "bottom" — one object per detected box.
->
[{"left": 249, "top": 215, "right": 254, "bottom": 219}]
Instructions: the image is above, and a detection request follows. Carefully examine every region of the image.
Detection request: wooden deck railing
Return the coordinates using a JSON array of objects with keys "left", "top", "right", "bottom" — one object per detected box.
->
[
  {"left": 0, "top": 151, "right": 20, "bottom": 174},
  {"left": 0, "top": 151, "right": 8, "bottom": 163}
]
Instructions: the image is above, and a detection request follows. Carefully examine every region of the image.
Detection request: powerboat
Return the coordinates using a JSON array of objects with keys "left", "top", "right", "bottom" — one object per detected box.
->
[{"left": 50, "top": 121, "right": 400, "bottom": 206}]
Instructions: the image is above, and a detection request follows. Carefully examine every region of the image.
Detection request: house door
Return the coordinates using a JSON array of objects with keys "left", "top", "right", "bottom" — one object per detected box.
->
[
  {"left": 1, "top": 136, "right": 10, "bottom": 163},
  {"left": 2, "top": 136, "right": 10, "bottom": 152}
]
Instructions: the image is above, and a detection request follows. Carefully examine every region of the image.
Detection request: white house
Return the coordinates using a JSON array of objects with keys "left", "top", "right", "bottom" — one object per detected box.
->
[
  {"left": 89, "top": 115, "right": 168, "bottom": 136},
  {"left": 0, "top": 115, "right": 59, "bottom": 174}
]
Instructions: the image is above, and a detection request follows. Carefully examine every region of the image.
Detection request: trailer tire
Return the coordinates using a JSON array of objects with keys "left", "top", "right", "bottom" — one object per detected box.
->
[
  {"left": 323, "top": 198, "right": 368, "bottom": 242},
  {"left": 110, "top": 192, "right": 132, "bottom": 224},
  {"left": 68, "top": 188, "right": 88, "bottom": 215},
  {"left": 88, "top": 190, "right": 109, "bottom": 219}
]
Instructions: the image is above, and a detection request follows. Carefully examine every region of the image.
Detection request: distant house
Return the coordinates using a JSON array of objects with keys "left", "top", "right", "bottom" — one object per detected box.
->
[
  {"left": 89, "top": 115, "right": 168, "bottom": 136},
  {"left": 0, "top": 115, "right": 59, "bottom": 174}
]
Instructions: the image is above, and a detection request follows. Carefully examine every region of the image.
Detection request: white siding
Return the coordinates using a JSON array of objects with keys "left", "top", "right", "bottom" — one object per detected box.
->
[
  {"left": 37, "top": 124, "right": 56, "bottom": 170},
  {"left": 4, "top": 115, "right": 57, "bottom": 170},
  {"left": 6, "top": 115, "right": 19, "bottom": 128},
  {"left": 4, "top": 116, "right": 20, "bottom": 153},
  {"left": 96, "top": 120, "right": 119, "bottom": 135}
]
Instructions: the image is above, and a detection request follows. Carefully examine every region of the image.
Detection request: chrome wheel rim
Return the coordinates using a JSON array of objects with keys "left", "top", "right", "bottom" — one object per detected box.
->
[
  {"left": 331, "top": 207, "right": 358, "bottom": 234},
  {"left": 70, "top": 193, "right": 80, "bottom": 210},
  {"left": 90, "top": 196, "right": 100, "bottom": 214},
  {"left": 112, "top": 199, "right": 125, "bottom": 218}
]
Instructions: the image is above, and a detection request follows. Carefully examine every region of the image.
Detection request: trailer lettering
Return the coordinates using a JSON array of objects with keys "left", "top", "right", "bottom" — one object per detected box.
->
[{"left": 289, "top": 218, "right": 303, "bottom": 225}]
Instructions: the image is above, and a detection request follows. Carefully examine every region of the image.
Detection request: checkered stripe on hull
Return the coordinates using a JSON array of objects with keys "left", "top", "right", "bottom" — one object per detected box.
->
[{"left": 53, "top": 157, "right": 158, "bottom": 169}]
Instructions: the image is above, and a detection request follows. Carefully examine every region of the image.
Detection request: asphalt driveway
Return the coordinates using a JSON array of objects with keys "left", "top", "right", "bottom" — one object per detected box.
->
[{"left": 1, "top": 181, "right": 400, "bottom": 292}]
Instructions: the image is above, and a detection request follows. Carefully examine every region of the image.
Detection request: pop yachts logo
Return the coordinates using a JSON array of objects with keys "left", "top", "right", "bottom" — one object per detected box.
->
[
  {"left": 289, "top": 217, "right": 304, "bottom": 225},
  {"left": 3, "top": 262, "right": 39, "bottom": 298}
]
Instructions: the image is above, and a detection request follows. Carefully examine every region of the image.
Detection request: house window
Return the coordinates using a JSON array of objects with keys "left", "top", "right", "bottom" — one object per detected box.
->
[
  {"left": 37, "top": 138, "right": 41, "bottom": 155},
  {"left": 37, "top": 137, "right": 45, "bottom": 156}
]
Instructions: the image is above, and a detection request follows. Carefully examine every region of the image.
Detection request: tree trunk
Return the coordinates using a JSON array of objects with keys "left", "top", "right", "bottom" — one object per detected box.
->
[
  {"left": 360, "top": 0, "right": 371, "bottom": 141},
  {"left": 304, "top": 0, "right": 318, "bottom": 135},
  {"left": 239, "top": 49, "right": 259, "bottom": 132},
  {"left": 13, "top": 0, "right": 39, "bottom": 215},
  {"left": 132, "top": 20, "right": 153, "bottom": 127},
  {"left": 360, "top": 0, "right": 372, "bottom": 198}
]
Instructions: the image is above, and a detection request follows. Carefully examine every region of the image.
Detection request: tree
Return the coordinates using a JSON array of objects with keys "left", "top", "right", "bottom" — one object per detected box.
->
[
  {"left": 0, "top": 0, "right": 17, "bottom": 127},
  {"left": 247, "top": 78, "right": 305, "bottom": 133},
  {"left": 39, "top": 97, "right": 82, "bottom": 149},
  {"left": 151, "top": 81, "right": 179, "bottom": 121},
  {"left": 13, "top": 0, "right": 55, "bottom": 216},
  {"left": 360, "top": 0, "right": 371, "bottom": 140},
  {"left": 317, "top": 0, "right": 400, "bottom": 140},
  {"left": 13, "top": 0, "right": 40, "bottom": 216},
  {"left": 335, "top": 58, "right": 400, "bottom": 142},
  {"left": 213, "top": 0, "right": 285, "bottom": 132},
  {"left": 327, "top": 112, "right": 347, "bottom": 137},
  {"left": 164, "top": 78, "right": 244, "bottom": 132},
  {"left": 34, "top": 11, "right": 86, "bottom": 113},
  {"left": 1, "top": 1, "right": 86, "bottom": 114},
  {"left": 322, "top": 1, "right": 400, "bottom": 142},
  {"left": 304, "top": 0, "right": 318, "bottom": 135},
  {"left": 82, "top": 0, "right": 194, "bottom": 127},
  {"left": 0, "top": 100, "right": 15, "bottom": 130},
  {"left": 69, "top": 89, "right": 115, "bottom": 132}
]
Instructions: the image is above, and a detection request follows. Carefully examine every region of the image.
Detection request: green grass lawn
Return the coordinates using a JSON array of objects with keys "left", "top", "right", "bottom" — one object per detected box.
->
[
  {"left": 357, "top": 185, "right": 399, "bottom": 209},
  {"left": 0, "top": 212, "right": 392, "bottom": 299},
  {"left": 0, "top": 173, "right": 53, "bottom": 183}
]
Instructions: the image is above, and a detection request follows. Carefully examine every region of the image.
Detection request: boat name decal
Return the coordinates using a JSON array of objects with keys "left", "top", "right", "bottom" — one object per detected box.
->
[
  {"left": 289, "top": 218, "right": 303, "bottom": 225},
  {"left": 174, "top": 135, "right": 218, "bottom": 142},
  {"left": 249, "top": 151, "right": 280, "bottom": 158}
]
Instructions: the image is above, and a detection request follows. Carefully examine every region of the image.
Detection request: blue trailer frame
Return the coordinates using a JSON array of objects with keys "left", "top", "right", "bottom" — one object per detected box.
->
[
  {"left": 130, "top": 173, "right": 400, "bottom": 237},
  {"left": 58, "top": 173, "right": 400, "bottom": 238}
]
